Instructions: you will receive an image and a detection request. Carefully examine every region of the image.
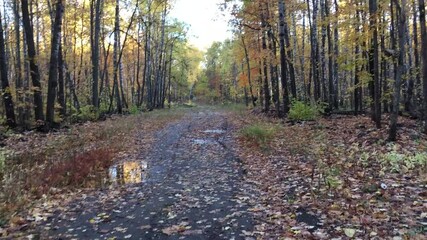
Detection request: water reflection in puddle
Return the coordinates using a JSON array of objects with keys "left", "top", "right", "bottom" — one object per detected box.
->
[
  {"left": 105, "top": 161, "right": 147, "bottom": 185},
  {"left": 203, "top": 129, "right": 226, "bottom": 134}
]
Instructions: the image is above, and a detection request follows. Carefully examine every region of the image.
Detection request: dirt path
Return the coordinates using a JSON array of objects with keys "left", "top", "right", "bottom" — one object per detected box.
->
[{"left": 36, "top": 108, "right": 254, "bottom": 239}]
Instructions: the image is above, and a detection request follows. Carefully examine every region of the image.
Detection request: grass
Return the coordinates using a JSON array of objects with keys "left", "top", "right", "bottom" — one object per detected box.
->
[{"left": 240, "top": 122, "right": 277, "bottom": 148}]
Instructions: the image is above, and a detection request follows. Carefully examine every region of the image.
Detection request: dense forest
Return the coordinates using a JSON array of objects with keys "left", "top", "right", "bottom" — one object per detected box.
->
[
  {"left": 197, "top": 0, "right": 427, "bottom": 141},
  {"left": 0, "top": 0, "right": 426, "bottom": 140},
  {"left": 0, "top": 0, "right": 203, "bottom": 130}
]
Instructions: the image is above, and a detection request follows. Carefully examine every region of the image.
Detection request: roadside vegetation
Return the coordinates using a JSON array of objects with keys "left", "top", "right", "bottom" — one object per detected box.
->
[
  {"left": 0, "top": 108, "right": 186, "bottom": 227},
  {"left": 231, "top": 108, "right": 426, "bottom": 239}
]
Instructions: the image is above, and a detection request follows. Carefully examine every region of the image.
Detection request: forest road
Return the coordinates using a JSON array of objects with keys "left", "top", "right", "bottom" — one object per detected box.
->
[{"left": 38, "top": 108, "right": 255, "bottom": 240}]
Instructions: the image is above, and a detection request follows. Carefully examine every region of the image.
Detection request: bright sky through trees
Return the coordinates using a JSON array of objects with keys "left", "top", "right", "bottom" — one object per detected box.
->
[{"left": 169, "top": 0, "right": 232, "bottom": 50}]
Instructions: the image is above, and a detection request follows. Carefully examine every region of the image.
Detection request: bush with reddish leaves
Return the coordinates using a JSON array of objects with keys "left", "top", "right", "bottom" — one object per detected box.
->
[{"left": 27, "top": 148, "right": 113, "bottom": 195}]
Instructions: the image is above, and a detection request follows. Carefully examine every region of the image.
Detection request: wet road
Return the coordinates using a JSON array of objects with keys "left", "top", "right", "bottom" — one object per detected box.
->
[{"left": 37, "top": 109, "right": 255, "bottom": 239}]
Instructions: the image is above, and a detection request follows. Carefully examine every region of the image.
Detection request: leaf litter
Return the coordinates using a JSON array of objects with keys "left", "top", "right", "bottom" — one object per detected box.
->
[{"left": 230, "top": 111, "right": 427, "bottom": 239}]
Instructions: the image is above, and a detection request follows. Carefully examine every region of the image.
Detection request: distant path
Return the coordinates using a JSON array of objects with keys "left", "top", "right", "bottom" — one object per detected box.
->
[{"left": 38, "top": 108, "right": 254, "bottom": 239}]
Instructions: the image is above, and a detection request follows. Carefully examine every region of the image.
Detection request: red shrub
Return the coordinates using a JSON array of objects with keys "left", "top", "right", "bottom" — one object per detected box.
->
[{"left": 27, "top": 148, "right": 114, "bottom": 195}]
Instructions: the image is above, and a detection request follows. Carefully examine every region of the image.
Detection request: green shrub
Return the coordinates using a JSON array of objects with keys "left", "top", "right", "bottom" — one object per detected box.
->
[
  {"left": 0, "top": 148, "right": 13, "bottom": 175},
  {"left": 182, "top": 101, "right": 197, "bottom": 108},
  {"left": 128, "top": 105, "right": 140, "bottom": 115},
  {"left": 288, "top": 100, "right": 322, "bottom": 121},
  {"left": 71, "top": 105, "right": 99, "bottom": 122},
  {"left": 0, "top": 150, "right": 5, "bottom": 173},
  {"left": 381, "top": 148, "right": 427, "bottom": 173},
  {"left": 241, "top": 123, "right": 275, "bottom": 147}
]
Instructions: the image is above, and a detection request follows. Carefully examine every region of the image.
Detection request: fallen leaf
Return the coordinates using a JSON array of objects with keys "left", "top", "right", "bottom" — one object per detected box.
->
[{"left": 344, "top": 228, "right": 356, "bottom": 238}]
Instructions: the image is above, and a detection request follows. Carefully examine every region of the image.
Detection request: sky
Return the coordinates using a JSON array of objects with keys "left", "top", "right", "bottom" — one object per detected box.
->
[{"left": 169, "top": 0, "right": 233, "bottom": 50}]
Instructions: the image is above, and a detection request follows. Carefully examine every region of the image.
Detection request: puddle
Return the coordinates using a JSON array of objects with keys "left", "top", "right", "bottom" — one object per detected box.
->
[
  {"left": 104, "top": 160, "right": 148, "bottom": 185},
  {"left": 192, "top": 139, "right": 216, "bottom": 145},
  {"left": 203, "top": 129, "right": 226, "bottom": 134}
]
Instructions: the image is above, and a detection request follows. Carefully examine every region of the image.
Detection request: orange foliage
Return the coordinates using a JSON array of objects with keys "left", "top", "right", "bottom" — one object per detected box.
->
[{"left": 238, "top": 73, "right": 249, "bottom": 87}]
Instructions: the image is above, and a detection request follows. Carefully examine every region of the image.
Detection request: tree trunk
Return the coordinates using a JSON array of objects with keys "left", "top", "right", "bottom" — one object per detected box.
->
[
  {"left": 153, "top": 3, "right": 167, "bottom": 110},
  {"left": 13, "top": 0, "right": 24, "bottom": 126},
  {"left": 91, "top": 0, "right": 102, "bottom": 108},
  {"left": 0, "top": 11, "right": 17, "bottom": 128},
  {"left": 404, "top": 3, "right": 414, "bottom": 114},
  {"left": 389, "top": 0, "right": 407, "bottom": 141},
  {"left": 308, "top": 0, "right": 321, "bottom": 101},
  {"left": 281, "top": 1, "right": 297, "bottom": 99},
  {"left": 261, "top": 3, "right": 270, "bottom": 112},
  {"left": 167, "top": 42, "right": 173, "bottom": 108},
  {"left": 325, "top": 0, "right": 336, "bottom": 109},
  {"left": 22, "top": 0, "right": 44, "bottom": 122},
  {"left": 413, "top": 0, "right": 421, "bottom": 103},
  {"left": 333, "top": 0, "right": 340, "bottom": 108},
  {"left": 369, "top": 0, "right": 381, "bottom": 128},
  {"left": 143, "top": 1, "right": 152, "bottom": 109},
  {"left": 136, "top": 22, "right": 142, "bottom": 107},
  {"left": 278, "top": 0, "right": 290, "bottom": 113},
  {"left": 116, "top": 0, "right": 128, "bottom": 110},
  {"left": 419, "top": 0, "right": 427, "bottom": 133},
  {"left": 381, "top": 12, "right": 389, "bottom": 113},
  {"left": 241, "top": 36, "right": 256, "bottom": 107},
  {"left": 46, "top": 0, "right": 63, "bottom": 127},
  {"left": 354, "top": 9, "right": 362, "bottom": 115},
  {"left": 268, "top": 25, "right": 280, "bottom": 116},
  {"left": 320, "top": 0, "right": 328, "bottom": 102},
  {"left": 58, "top": 39, "right": 66, "bottom": 117},
  {"left": 112, "top": 0, "right": 122, "bottom": 113}
]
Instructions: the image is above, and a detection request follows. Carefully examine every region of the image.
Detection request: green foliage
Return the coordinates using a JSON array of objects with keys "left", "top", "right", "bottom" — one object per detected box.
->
[
  {"left": 324, "top": 166, "right": 343, "bottom": 190},
  {"left": 71, "top": 105, "right": 100, "bottom": 122},
  {"left": 380, "top": 149, "right": 427, "bottom": 174},
  {"left": 240, "top": 123, "right": 275, "bottom": 147},
  {"left": 0, "top": 149, "right": 6, "bottom": 174},
  {"left": 182, "top": 101, "right": 197, "bottom": 108},
  {"left": 0, "top": 149, "right": 13, "bottom": 174},
  {"left": 128, "top": 105, "right": 140, "bottom": 115},
  {"left": 288, "top": 100, "right": 323, "bottom": 121}
]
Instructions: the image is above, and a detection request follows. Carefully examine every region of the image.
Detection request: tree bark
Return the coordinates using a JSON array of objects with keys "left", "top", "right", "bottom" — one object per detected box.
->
[
  {"left": 241, "top": 35, "right": 256, "bottom": 107},
  {"left": 22, "top": 0, "right": 44, "bottom": 122},
  {"left": 46, "top": 0, "right": 64, "bottom": 126},
  {"left": 278, "top": 0, "right": 290, "bottom": 113},
  {"left": 13, "top": 0, "right": 24, "bottom": 126},
  {"left": 354, "top": 8, "right": 362, "bottom": 115},
  {"left": 369, "top": 0, "right": 381, "bottom": 128},
  {"left": 308, "top": 0, "right": 321, "bottom": 101},
  {"left": 58, "top": 38, "right": 66, "bottom": 117},
  {"left": 91, "top": 0, "right": 102, "bottom": 108},
  {"left": 413, "top": 0, "right": 421, "bottom": 103},
  {"left": 325, "top": 0, "right": 336, "bottom": 109},
  {"left": 389, "top": 0, "right": 407, "bottom": 141},
  {"left": 0, "top": 11, "right": 17, "bottom": 128},
  {"left": 419, "top": 0, "right": 427, "bottom": 133},
  {"left": 260, "top": 3, "right": 270, "bottom": 112},
  {"left": 281, "top": 0, "right": 297, "bottom": 99}
]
